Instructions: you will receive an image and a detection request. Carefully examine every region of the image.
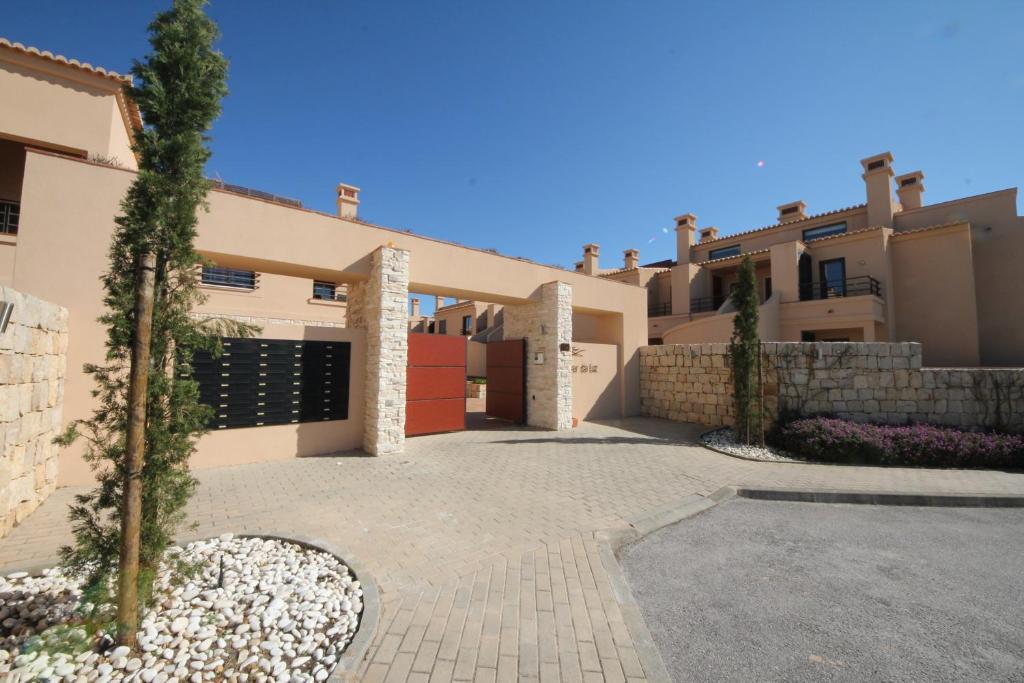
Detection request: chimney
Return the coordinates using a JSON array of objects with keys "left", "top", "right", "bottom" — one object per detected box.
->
[
  {"left": 574, "top": 261, "right": 584, "bottom": 273},
  {"left": 675, "top": 214, "right": 697, "bottom": 265},
  {"left": 336, "top": 182, "right": 360, "bottom": 219},
  {"left": 860, "top": 152, "right": 896, "bottom": 227},
  {"left": 410, "top": 298, "right": 420, "bottom": 318},
  {"left": 582, "top": 243, "right": 600, "bottom": 275},
  {"left": 435, "top": 295, "right": 445, "bottom": 310},
  {"left": 895, "top": 171, "right": 925, "bottom": 211},
  {"left": 777, "top": 201, "right": 807, "bottom": 224},
  {"left": 624, "top": 249, "right": 639, "bottom": 270},
  {"left": 699, "top": 226, "right": 719, "bottom": 242}
]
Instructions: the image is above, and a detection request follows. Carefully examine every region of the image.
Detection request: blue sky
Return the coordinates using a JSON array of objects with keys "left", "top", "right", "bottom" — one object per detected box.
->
[{"left": 6, "top": 1, "right": 1023, "bottom": 315}]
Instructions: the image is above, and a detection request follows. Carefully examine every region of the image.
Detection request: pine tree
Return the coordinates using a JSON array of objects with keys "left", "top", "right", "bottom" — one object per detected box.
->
[
  {"left": 57, "top": 0, "right": 252, "bottom": 645},
  {"left": 728, "top": 255, "right": 761, "bottom": 444}
]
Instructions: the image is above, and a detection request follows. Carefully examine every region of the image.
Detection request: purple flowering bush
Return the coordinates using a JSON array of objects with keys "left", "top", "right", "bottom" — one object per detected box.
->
[{"left": 776, "top": 417, "right": 1024, "bottom": 469}]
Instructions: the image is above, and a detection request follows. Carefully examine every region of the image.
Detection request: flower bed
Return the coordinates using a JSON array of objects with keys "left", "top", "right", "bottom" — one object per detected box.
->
[
  {"left": 0, "top": 535, "right": 363, "bottom": 682},
  {"left": 775, "top": 417, "right": 1024, "bottom": 469}
]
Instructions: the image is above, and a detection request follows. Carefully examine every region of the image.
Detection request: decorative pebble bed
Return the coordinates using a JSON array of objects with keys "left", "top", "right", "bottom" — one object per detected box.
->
[
  {"left": 701, "top": 428, "right": 804, "bottom": 463},
  {"left": 0, "top": 535, "right": 362, "bottom": 682}
]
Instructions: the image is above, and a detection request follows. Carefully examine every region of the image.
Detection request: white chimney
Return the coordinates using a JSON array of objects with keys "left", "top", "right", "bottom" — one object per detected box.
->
[
  {"left": 410, "top": 298, "right": 420, "bottom": 318},
  {"left": 435, "top": 295, "right": 445, "bottom": 310},
  {"left": 699, "top": 227, "right": 719, "bottom": 242},
  {"left": 336, "top": 182, "right": 360, "bottom": 219}
]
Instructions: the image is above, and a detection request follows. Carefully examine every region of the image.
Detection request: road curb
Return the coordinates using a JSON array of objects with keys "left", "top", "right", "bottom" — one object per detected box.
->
[
  {"left": 594, "top": 487, "right": 736, "bottom": 683},
  {"left": 734, "top": 487, "right": 1024, "bottom": 508}
]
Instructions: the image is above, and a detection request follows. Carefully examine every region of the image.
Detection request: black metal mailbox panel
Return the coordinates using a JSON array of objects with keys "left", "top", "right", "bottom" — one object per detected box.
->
[{"left": 191, "top": 338, "right": 350, "bottom": 429}]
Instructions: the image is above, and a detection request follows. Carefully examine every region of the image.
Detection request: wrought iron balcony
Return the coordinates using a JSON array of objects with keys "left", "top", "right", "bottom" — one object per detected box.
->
[
  {"left": 648, "top": 302, "right": 672, "bottom": 317},
  {"left": 689, "top": 297, "right": 724, "bottom": 313},
  {"left": 798, "top": 276, "right": 882, "bottom": 301}
]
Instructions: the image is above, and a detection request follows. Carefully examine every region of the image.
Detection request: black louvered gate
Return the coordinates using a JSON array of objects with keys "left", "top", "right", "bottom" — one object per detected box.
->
[{"left": 191, "top": 337, "right": 350, "bottom": 429}]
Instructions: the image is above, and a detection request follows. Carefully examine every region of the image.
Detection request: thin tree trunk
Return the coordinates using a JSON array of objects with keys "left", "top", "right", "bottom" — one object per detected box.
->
[
  {"left": 758, "top": 344, "right": 765, "bottom": 447},
  {"left": 117, "top": 251, "right": 157, "bottom": 648}
]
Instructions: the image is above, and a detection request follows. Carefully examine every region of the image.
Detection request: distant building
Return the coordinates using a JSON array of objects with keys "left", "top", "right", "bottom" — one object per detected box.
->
[{"left": 575, "top": 152, "right": 1024, "bottom": 367}]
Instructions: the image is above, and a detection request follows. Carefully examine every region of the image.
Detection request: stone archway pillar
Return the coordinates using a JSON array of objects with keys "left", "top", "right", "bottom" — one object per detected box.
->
[
  {"left": 348, "top": 245, "right": 409, "bottom": 454},
  {"left": 503, "top": 281, "right": 573, "bottom": 430}
]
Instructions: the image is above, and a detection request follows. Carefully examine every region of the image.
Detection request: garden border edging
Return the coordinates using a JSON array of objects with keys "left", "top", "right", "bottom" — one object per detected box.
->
[{"left": 1, "top": 532, "right": 380, "bottom": 683}]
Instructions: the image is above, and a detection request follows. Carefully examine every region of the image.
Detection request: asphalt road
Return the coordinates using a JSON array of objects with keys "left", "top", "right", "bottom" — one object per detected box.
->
[{"left": 621, "top": 498, "right": 1024, "bottom": 682}]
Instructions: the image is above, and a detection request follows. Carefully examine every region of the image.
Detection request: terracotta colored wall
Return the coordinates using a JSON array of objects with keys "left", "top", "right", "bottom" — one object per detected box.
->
[
  {"left": 467, "top": 340, "right": 487, "bottom": 377},
  {"left": 890, "top": 223, "right": 979, "bottom": 366},
  {"left": 0, "top": 56, "right": 136, "bottom": 168},
  {"left": 196, "top": 272, "right": 347, "bottom": 327},
  {"left": 190, "top": 324, "right": 365, "bottom": 475},
  {"left": 895, "top": 189, "right": 1024, "bottom": 366},
  {"left": 13, "top": 151, "right": 646, "bottom": 479},
  {"left": 690, "top": 207, "right": 870, "bottom": 262},
  {"left": 571, "top": 342, "right": 620, "bottom": 421}
]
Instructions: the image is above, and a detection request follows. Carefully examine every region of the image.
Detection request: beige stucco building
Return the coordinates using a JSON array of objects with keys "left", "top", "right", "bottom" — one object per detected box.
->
[
  {"left": 0, "top": 39, "right": 646, "bottom": 485},
  {"left": 578, "top": 152, "right": 1024, "bottom": 367}
]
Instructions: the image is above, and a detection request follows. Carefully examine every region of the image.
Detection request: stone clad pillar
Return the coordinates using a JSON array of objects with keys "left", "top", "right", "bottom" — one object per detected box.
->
[
  {"left": 350, "top": 246, "right": 409, "bottom": 455},
  {"left": 503, "top": 281, "right": 573, "bottom": 430}
]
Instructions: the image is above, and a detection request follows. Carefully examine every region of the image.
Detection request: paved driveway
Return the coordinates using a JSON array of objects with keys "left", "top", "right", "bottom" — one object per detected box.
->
[
  {"left": 2, "top": 418, "right": 1023, "bottom": 682},
  {"left": 622, "top": 499, "right": 1024, "bottom": 682}
]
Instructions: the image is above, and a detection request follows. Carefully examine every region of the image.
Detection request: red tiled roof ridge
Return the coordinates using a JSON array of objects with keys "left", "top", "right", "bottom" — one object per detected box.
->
[
  {"left": 698, "top": 203, "right": 867, "bottom": 245},
  {"left": 0, "top": 37, "right": 132, "bottom": 83}
]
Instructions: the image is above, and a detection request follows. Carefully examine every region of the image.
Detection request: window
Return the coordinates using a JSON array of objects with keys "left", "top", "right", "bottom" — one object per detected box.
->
[
  {"left": 462, "top": 314, "right": 473, "bottom": 335},
  {"left": 802, "top": 222, "right": 847, "bottom": 241},
  {"left": 708, "top": 244, "right": 740, "bottom": 260},
  {"left": 0, "top": 200, "right": 19, "bottom": 235},
  {"left": 438, "top": 319, "right": 447, "bottom": 335},
  {"left": 201, "top": 266, "right": 257, "bottom": 290},
  {"left": 819, "top": 258, "right": 847, "bottom": 298},
  {"left": 764, "top": 277, "right": 773, "bottom": 301},
  {"left": 313, "top": 281, "right": 344, "bottom": 301}
]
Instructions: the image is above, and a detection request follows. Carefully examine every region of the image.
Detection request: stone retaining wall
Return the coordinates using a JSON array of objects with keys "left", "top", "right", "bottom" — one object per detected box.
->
[
  {"left": 640, "top": 342, "right": 1024, "bottom": 432},
  {"left": 0, "top": 286, "right": 68, "bottom": 537}
]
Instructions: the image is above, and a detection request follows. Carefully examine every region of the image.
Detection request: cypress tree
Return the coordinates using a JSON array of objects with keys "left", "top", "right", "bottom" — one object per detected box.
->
[
  {"left": 57, "top": 0, "right": 253, "bottom": 645},
  {"left": 728, "top": 255, "right": 761, "bottom": 444}
]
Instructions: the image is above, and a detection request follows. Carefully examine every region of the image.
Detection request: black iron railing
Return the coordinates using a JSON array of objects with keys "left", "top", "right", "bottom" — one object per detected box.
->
[
  {"left": 689, "top": 297, "right": 724, "bottom": 313},
  {"left": 0, "top": 199, "right": 19, "bottom": 235},
  {"left": 648, "top": 302, "right": 672, "bottom": 317},
  {"left": 798, "top": 276, "right": 882, "bottom": 301}
]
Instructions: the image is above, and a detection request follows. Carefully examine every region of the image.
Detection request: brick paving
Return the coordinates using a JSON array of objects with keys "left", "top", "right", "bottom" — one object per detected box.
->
[{"left": 2, "top": 417, "right": 1023, "bottom": 681}]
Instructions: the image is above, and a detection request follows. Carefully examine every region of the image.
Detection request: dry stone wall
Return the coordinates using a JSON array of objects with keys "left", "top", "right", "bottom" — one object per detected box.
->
[
  {"left": 504, "top": 282, "right": 573, "bottom": 430},
  {"left": 0, "top": 286, "right": 68, "bottom": 537},
  {"left": 641, "top": 342, "right": 1024, "bottom": 432},
  {"left": 356, "top": 247, "right": 409, "bottom": 454}
]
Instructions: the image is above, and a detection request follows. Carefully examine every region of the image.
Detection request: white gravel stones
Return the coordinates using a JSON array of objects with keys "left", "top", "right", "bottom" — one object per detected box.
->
[
  {"left": 0, "top": 536, "right": 363, "bottom": 682},
  {"left": 701, "top": 427, "right": 804, "bottom": 462}
]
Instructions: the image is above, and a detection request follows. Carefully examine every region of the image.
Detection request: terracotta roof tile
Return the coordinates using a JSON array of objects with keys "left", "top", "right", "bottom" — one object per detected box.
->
[
  {"left": 0, "top": 38, "right": 132, "bottom": 82},
  {"left": 696, "top": 203, "right": 867, "bottom": 246}
]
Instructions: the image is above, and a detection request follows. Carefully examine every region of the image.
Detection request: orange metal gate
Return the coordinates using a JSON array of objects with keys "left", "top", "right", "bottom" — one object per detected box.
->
[
  {"left": 485, "top": 339, "right": 526, "bottom": 423},
  {"left": 406, "top": 333, "right": 466, "bottom": 436}
]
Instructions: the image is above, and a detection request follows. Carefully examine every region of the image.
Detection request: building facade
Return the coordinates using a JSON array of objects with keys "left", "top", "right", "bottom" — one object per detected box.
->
[
  {"left": 0, "top": 39, "right": 646, "bottom": 485},
  {"left": 578, "top": 152, "right": 1024, "bottom": 367}
]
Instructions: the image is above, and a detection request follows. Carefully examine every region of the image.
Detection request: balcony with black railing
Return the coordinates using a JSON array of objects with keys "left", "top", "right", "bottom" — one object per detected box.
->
[
  {"left": 648, "top": 302, "right": 672, "bottom": 317},
  {"left": 798, "top": 276, "right": 882, "bottom": 301},
  {"left": 689, "top": 296, "right": 725, "bottom": 314}
]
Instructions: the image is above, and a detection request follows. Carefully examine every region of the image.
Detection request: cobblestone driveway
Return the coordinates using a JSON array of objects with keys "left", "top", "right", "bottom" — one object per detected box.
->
[{"left": 2, "top": 418, "right": 1022, "bottom": 682}]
